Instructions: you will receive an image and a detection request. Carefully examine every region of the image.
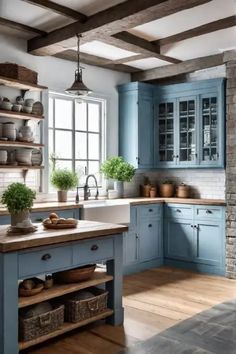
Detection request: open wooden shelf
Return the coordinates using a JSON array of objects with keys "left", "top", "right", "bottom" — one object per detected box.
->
[
  {"left": 0, "top": 165, "right": 44, "bottom": 171},
  {"left": 0, "top": 109, "right": 44, "bottom": 121},
  {"left": 19, "top": 273, "right": 113, "bottom": 308},
  {"left": 0, "top": 75, "right": 47, "bottom": 91},
  {"left": 19, "top": 309, "right": 113, "bottom": 350},
  {"left": 0, "top": 141, "right": 44, "bottom": 148}
]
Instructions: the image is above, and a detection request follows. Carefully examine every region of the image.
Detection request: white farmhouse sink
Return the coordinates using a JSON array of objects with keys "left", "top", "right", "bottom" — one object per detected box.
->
[{"left": 81, "top": 199, "right": 130, "bottom": 224}]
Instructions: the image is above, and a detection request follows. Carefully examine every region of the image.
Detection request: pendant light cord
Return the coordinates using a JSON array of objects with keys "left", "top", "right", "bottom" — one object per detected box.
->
[{"left": 76, "top": 34, "right": 81, "bottom": 72}]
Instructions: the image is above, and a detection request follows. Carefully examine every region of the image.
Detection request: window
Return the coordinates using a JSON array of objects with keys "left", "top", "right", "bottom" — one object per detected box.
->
[{"left": 48, "top": 93, "right": 105, "bottom": 189}]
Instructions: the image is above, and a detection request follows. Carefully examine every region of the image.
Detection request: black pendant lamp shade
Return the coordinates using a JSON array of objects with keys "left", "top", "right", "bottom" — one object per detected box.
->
[{"left": 65, "top": 34, "right": 92, "bottom": 96}]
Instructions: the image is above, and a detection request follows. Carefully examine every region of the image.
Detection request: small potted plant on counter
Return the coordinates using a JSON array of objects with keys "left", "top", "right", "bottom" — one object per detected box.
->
[
  {"left": 1, "top": 182, "right": 36, "bottom": 229},
  {"left": 50, "top": 168, "right": 78, "bottom": 202},
  {"left": 101, "top": 156, "right": 135, "bottom": 198}
]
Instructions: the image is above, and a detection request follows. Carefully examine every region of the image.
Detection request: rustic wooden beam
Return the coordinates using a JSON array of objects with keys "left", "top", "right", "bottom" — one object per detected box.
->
[
  {"left": 0, "top": 16, "right": 47, "bottom": 36},
  {"left": 111, "top": 54, "right": 148, "bottom": 64},
  {"left": 28, "top": 0, "right": 212, "bottom": 55},
  {"left": 113, "top": 32, "right": 181, "bottom": 64},
  {"left": 154, "top": 15, "right": 236, "bottom": 47},
  {"left": 22, "top": 0, "right": 87, "bottom": 21},
  {"left": 132, "top": 53, "right": 224, "bottom": 81},
  {"left": 54, "top": 50, "right": 138, "bottom": 73}
]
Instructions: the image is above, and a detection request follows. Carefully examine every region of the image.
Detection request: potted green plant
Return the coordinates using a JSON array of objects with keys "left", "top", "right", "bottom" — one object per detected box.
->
[
  {"left": 101, "top": 156, "right": 135, "bottom": 197},
  {"left": 50, "top": 168, "right": 78, "bottom": 202},
  {"left": 1, "top": 183, "right": 36, "bottom": 228}
]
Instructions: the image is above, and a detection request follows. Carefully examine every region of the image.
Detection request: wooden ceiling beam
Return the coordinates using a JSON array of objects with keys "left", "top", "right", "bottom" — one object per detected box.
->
[
  {"left": 111, "top": 54, "right": 148, "bottom": 64},
  {"left": 0, "top": 16, "right": 47, "bottom": 36},
  {"left": 154, "top": 15, "right": 236, "bottom": 47},
  {"left": 112, "top": 32, "right": 181, "bottom": 63},
  {"left": 28, "top": 0, "right": 212, "bottom": 55},
  {"left": 54, "top": 50, "right": 138, "bottom": 73},
  {"left": 22, "top": 0, "right": 87, "bottom": 21},
  {"left": 132, "top": 53, "right": 224, "bottom": 81}
]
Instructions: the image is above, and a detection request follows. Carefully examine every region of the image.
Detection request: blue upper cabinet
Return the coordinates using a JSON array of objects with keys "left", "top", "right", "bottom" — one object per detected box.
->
[
  {"left": 118, "top": 82, "right": 154, "bottom": 169},
  {"left": 154, "top": 78, "right": 225, "bottom": 168}
]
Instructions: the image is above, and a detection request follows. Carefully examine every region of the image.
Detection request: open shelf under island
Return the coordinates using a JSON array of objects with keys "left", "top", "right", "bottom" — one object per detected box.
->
[{"left": 0, "top": 220, "right": 128, "bottom": 354}]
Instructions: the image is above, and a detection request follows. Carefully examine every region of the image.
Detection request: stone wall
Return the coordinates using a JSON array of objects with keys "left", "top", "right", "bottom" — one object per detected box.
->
[{"left": 225, "top": 58, "right": 236, "bottom": 278}]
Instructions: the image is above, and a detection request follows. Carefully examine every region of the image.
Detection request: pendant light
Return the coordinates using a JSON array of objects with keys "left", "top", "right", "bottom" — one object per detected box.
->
[{"left": 65, "top": 34, "right": 92, "bottom": 96}]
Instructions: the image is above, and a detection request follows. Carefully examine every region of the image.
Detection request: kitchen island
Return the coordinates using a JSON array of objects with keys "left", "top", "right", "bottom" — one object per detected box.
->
[{"left": 0, "top": 220, "right": 128, "bottom": 354}]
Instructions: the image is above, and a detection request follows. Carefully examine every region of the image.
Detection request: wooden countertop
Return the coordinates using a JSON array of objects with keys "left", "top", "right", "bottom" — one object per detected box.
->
[
  {"left": 0, "top": 202, "right": 83, "bottom": 216},
  {"left": 0, "top": 220, "right": 128, "bottom": 253},
  {"left": 127, "top": 197, "right": 226, "bottom": 206}
]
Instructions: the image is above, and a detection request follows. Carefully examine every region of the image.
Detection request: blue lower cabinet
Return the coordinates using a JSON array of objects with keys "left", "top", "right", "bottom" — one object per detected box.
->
[
  {"left": 164, "top": 218, "right": 193, "bottom": 261},
  {"left": 164, "top": 204, "right": 225, "bottom": 275},
  {"left": 123, "top": 204, "right": 163, "bottom": 274},
  {"left": 193, "top": 221, "right": 225, "bottom": 268}
]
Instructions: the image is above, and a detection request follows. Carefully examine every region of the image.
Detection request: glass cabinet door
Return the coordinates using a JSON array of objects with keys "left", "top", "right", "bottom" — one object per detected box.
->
[
  {"left": 178, "top": 98, "right": 197, "bottom": 165},
  {"left": 201, "top": 96, "right": 219, "bottom": 164},
  {"left": 158, "top": 101, "right": 175, "bottom": 164}
]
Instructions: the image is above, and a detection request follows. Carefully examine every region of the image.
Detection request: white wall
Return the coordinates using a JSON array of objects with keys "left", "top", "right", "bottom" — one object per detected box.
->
[{"left": 0, "top": 34, "right": 130, "bottom": 158}]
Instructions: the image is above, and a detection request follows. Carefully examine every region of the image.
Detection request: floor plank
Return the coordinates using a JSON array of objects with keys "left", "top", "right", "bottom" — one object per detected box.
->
[{"left": 27, "top": 267, "right": 236, "bottom": 354}]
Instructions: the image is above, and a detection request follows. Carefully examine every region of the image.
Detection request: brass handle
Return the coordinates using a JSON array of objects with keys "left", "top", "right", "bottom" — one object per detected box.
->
[
  {"left": 91, "top": 244, "right": 98, "bottom": 251},
  {"left": 41, "top": 253, "right": 51, "bottom": 261}
]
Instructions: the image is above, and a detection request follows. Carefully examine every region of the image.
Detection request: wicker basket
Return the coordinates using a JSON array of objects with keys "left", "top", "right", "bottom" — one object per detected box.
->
[
  {"left": 65, "top": 287, "right": 108, "bottom": 323},
  {"left": 0, "top": 63, "right": 38, "bottom": 84},
  {"left": 19, "top": 304, "right": 64, "bottom": 342}
]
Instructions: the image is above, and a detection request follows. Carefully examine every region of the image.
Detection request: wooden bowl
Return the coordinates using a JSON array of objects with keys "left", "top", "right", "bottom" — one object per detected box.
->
[
  {"left": 54, "top": 264, "right": 96, "bottom": 283},
  {"left": 19, "top": 283, "right": 44, "bottom": 297}
]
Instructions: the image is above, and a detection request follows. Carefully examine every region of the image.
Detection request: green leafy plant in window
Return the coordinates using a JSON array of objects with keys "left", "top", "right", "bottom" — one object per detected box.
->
[
  {"left": 50, "top": 168, "right": 78, "bottom": 202},
  {"left": 100, "top": 156, "right": 135, "bottom": 182}
]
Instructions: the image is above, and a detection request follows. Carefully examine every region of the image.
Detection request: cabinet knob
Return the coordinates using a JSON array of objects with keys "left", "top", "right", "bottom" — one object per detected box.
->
[
  {"left": 194, "top": 225, "right": 199, "bottom": 229},
  {"left": 91, "top": 244, "right": 99, "bottom": 251},
  {"left": 191, "top": 224, "right": 194, "bottom": 228},
  {"left": 148, "top": 224, "right": 152, "bottom": 228},
  {"left": 41, "top": 253, "right": 51, "bottom": 261},
  {"left": 176, "top": 209, "right": 181, "bottom": 213},
  {"left": 149, "top": 209, "right": 153, "bottom": 212}
]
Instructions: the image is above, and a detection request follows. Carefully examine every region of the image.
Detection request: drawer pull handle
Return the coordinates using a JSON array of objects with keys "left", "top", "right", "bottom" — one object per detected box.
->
[
  {"left": 206, "top": 209, "right": 212, "bottom": 214},
  {"left": 149, "top": 209, "right": 153, "bottom": 212},
  {"left": 176, "top": 209, "right": 181, "bottom": 213},
  {"left": 91, "top": 245, "right": 99, "bottom": 251},
  {"left": 41, "top": 253, "right": 51, "bottom": 261},
  {"left": 148, "top": 224, "right": 152, "bottom": 228}
]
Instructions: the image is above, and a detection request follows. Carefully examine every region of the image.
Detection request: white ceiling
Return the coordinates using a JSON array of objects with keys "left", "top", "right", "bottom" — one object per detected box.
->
[{"left": 0, "top": 0, "right": 236, "bottom": 70}]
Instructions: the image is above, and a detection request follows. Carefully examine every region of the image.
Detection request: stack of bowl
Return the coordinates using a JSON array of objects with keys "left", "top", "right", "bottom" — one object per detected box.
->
[
  {"left": 3, "top": 122, "right": 16, "bottom": 141},
  {"left": 22, "top": 99, "right": 34, "bottom": 114},
  {"left": 15, "top": 149, "right": 32, "bottom": 165},
  {"left": 0, "top": 150, "right": 7, "bottom": 165}
]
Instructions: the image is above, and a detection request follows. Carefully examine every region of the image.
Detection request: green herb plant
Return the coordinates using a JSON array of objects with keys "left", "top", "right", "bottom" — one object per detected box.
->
[
  {"left": 1, "top": 183, "right": 36, "bottom": 214},
  {"left": 101, "top": 156, "right": 135, "bottom": 182},
  {"left": 50, "top": 168, "right": 78, "bottom": 191}
]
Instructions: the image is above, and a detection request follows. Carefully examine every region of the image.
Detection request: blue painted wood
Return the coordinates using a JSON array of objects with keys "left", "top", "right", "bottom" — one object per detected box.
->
[
  {"left": 106, "top": 234, "right": 124, "bottom": 325},
  {"left": 0, "top": 252, "right": 18, "bottom": 354},
  {"left": 153, "top": 78, "right": 225, "bottom": 169},
  {"left": 164, "top": 203, "right": 225, "bottom": 275},
  {"left": 164, "top": 218, "right": 194, "bottom": 261},
  {"left": 0, "top": 232, "right": 124, "bottom": 352},
  {"left": 73, "top": 237, "right": 114, "bottom": 265},
  {"left": 164, "top": 259, "right": 225, "bottom": 276},
  {"left": 123, "top": 231, "right": 139, "bottom": 266},
  {"left": 118, "top": 83, "right": 154, "bottom": 169},
  {"left": 164, "top": 204, "right": 194, "bottom": 219}
]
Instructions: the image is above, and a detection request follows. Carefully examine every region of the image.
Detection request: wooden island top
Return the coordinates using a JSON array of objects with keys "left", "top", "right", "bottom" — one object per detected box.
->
[{"left": 0, "top": 220, "right": 128, "bottom": 252}]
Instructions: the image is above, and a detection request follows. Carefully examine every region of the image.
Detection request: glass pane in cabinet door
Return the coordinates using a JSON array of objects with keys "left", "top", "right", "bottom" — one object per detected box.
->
[
  {"left": 201, "top": 96, "right": 219, "bottom": 162},
  {"left": 166, "top": 150, "right": 174, "bottom": 162},
  {"left": 158, "top": 102, "right": 174, "bottom": 162},
  {"left": 178, "top": 99, "right": 196, "bottom": 162}
]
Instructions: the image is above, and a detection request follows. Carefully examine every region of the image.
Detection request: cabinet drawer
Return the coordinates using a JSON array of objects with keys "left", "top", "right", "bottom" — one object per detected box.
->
[
  {"left": 195, "top": 206, "right": 224, "bottom": 221},
  {"left": 31, "top": 210, "right": 76, "bottom": 223},
  {"left": 73, "top": 238, "right": 114, "bottom": 265},
  {"left": 137, "top": 204, "right": 161, "bottom": 219},
  {"left": 19, "top": 245, "right": 72, "bottom": 278},
  {"left": 165, "top": 204, "right": 193, "bottom": 219}
]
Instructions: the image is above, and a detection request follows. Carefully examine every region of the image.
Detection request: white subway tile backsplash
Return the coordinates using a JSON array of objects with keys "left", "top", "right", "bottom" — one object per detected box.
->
[{"left": 124, "top": 169, "right": 225, "bottom": 199}]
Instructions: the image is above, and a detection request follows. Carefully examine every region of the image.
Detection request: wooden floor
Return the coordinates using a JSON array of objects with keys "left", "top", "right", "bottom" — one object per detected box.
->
[{"left": 27, "top": 267, "right": 236, "bottom": 354}]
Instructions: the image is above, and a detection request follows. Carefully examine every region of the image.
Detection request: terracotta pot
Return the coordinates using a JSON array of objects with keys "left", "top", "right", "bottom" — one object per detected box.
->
[
  {"left": 11, "top": 210, "right": 31, "bottom": 227},
  {"left": 141, "top": 184, "right": 152, "bottom": 197},
  {"left": 176, "top": 184, "right": 190, "bottom": 198},
  {"left": 150, "top": 187, "right": 157, "bottom": 198},
  {"left": 159, "top": 183, "right": 174, "bottom": 198},
  {"left": 57, "top": 190, "right": 68, "bottom": 202}
]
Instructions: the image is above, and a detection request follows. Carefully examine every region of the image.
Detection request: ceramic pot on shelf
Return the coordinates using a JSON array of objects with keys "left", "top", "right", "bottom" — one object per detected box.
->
[
  {"left": 3, "top": 122, "right": 16, "bottom": 141},
  {"left": 15, "top": 148, "right": 32, "bottom": 165},
  {"left": 0, "top": 150, "right": 8, "bottom": 165}
]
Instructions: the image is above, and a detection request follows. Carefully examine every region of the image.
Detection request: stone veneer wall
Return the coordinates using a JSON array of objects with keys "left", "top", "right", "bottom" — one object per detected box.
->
[{"left": 225, "top": 58, "right": 236, "bottom": 278}]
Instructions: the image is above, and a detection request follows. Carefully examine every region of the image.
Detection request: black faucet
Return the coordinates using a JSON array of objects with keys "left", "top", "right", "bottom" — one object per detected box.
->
[{"left": 75, "top": 174, "right": 99, "bottom": 203}]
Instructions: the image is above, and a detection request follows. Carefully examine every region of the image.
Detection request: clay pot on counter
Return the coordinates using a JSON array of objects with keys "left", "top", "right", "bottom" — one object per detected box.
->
[
  {"left": 57, "top": 190, "right": 68, "bottom": 202},
  {"left": 159, "top": 182, "right": 174, "bottom": 198},
  {"left": 150, "top": 187, "right": 157, "bottom": 198},
  {"left": 176, "top": 184, "right": 190, "bottom": 198},
  {"left": 141, "top": 184, "right": 152, "bottom": 197}
]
